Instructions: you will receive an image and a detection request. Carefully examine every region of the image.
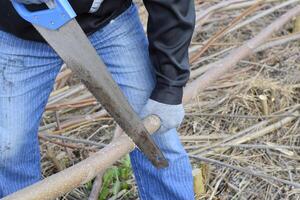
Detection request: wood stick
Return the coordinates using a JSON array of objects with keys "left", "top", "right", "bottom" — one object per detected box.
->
[
  {"left": 226, "top": 112, "right": 298, "bottom": 145},
  {"left": 194, "top": 0, "right": 248, "bottom": 31},
  {"left": 189, "top": 155, "right": 300, "bottom": 188},
  {"left": 255, "top": 32, "right": 300, "bottom": 52},
  {"left": 3, "top": 116, "right": 160, "bottom": 200},
  {"left": 40, "top": 133, "right": 107, "bottom": 148},
  {"left": 88, "top": 173, "right": 104, "bottom": 200},
  {"left": 190, "top": 32, "right": 300, "bottom": 79},
  {"left": 221, "top": 0, "right": 281, "bottom": 11},
  {"left": 227, "top": 0, "right": 300, "bottom": 34},
  {"left": 195, "top": 111, "right": 298, "bottom": 155},
  {"left": 46, "top": 98, "right": 97, "bottom": 110},
  {"left": 184, "top": 5, "right": 300, "bottom": 103},
  {"left": 190, "top": 1, "right": 261, "bottom": 63},
  {"left": 191, "top": 104, "right": 300, "bottom": 155}
]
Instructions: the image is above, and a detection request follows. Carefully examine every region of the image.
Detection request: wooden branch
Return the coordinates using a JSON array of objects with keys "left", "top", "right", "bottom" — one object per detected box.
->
[
  {"left": 88, "top": 173, "right": 104, "bottom": 200},
  {"left": 184, "top": 5, "right": 300, "bottom": 103},
  {"left": 189, "top": 155, "right": 300, "bottom": 188},
  {"left": 4, "top": 5, "right": 300, "bottom": 200},
  {"left": 194, "top": 0, "right": 248, "bottom": 31},
  {"left": 190, "top": 1, "right": 261, "bottom": 63},
  {"left": 40, "top": 133, "right": 107, "bottom": 148},
  {"left": 191, "top": 104, "right": 300, "bottom": 155},
  {"left": 190, "top": 32, "right": 300, "bottom": 79},
  {"left": 255, "top": 32, "right": 300, "bottom": 52},
  {"left": 221, "top": 0, "right": 281, "bottom": 11},
  {"left": 3, "top": 116, "right": 160, "bottom": 200},
  {"left": 192, "top": 111, "right": 298, "bottom": 155},
  {"left": 225, "top": 112, "right": 298, "bottom": 146},
  {"left": 45, "top": 98, "right": 97, "bottom": 111},
  {"left": 226, "top": 0, "right": 299, "bottom": 34}
]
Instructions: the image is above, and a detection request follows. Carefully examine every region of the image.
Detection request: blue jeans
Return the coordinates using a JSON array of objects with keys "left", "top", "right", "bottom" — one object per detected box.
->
[{"left": 0, "top": 4, "right": 194, "bottom": 199}]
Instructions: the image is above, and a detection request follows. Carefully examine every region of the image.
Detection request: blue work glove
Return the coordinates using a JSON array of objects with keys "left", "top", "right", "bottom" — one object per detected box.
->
[
  {"left": 140, "top": 99, "right": 185, "bottom": 135},
  {"left": 15, "top": 0, "right": 49, "bottom": 4}
]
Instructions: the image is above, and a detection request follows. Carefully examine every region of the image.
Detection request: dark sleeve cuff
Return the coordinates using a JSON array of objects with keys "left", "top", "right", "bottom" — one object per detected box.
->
[
  {"left": 150, "top": 83, "right": 183, "bottom": 105},
  {"left": 69, "top": 0, "right": 93, "bottom": 14}
]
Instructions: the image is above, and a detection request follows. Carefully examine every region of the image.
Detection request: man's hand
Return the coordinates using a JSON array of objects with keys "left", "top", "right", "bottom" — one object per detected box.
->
[
  {"left": 16, "top": 0, "right": 49, "bottom": 4},
  {"left": 140, "top": 99, "right": 185, "bottom": 135}
]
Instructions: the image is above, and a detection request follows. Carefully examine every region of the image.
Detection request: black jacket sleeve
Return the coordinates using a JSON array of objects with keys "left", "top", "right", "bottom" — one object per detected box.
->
[{"left": 143, "top": 0, "right": 195, "bottom": 105}]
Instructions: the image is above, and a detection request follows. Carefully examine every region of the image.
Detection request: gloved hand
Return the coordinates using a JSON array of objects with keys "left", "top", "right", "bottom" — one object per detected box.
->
[
  {"left": 139, "top": 99, "right": 185, "bottom": 135},
  {"left": 15, "top": 0, "right": 49, "bottom": 4}
]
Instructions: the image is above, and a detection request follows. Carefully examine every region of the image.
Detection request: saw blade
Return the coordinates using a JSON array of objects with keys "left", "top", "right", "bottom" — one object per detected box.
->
[{"left": 34, "top": 20, "right": 168, "bottom": 168}]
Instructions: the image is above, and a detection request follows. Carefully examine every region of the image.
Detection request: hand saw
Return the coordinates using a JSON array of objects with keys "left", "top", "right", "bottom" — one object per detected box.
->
[{"left": 11, "top": 0, "right": 168, "bottom": 168}]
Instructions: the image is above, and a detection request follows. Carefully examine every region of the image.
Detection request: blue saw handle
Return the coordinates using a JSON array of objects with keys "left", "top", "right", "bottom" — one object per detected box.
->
[{"left": 11, "top": 0, "right": 76, "bottom": 30}]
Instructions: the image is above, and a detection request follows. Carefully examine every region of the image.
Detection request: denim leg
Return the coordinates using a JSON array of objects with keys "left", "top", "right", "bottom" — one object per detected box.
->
[
  {"left": 0, "top": 31, "right": 62, "bottom": 197},
  {"left": 89, "top": 5, "right": 194, "bottom": 200}
]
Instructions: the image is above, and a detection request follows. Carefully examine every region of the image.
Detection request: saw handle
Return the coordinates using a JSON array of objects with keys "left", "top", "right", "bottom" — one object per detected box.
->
[{"left": 11, "top": 0, "right": 76, "bottom": 30}]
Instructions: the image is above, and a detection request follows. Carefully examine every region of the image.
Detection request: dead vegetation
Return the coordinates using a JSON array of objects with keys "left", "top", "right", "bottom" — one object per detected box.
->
[{"left": 34, "top": 0, "right": 300, "bottom": 199}]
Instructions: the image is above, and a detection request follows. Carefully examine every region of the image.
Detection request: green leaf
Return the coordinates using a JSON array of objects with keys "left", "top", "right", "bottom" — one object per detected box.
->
[
  {"left": 120, "top": 182, "right": 130, "bottom": 190},
  {"left": 85, "top": 180, "right": 93, "bottom": 191},
  {"left": 99, "top": 187, "right": 110, "bottom": 200},
  {"left": 112, "top": 179, "right": 121, "bottom": 199},
  {"left": 103, "top": 168, "right": 115, "bottom": 186},
  {"left": 122, "top": 155, "right": 131, "bottom": 168}
]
